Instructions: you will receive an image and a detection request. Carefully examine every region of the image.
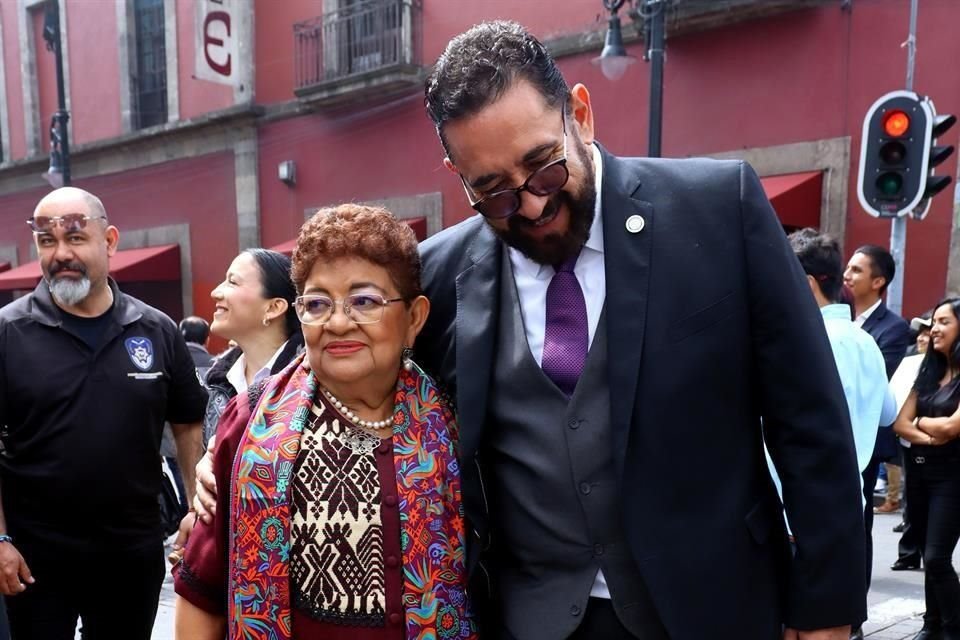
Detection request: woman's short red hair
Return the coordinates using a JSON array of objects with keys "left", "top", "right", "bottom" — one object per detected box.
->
[{"left": 291, "top": 203, "right": 423, "bottom": 300}]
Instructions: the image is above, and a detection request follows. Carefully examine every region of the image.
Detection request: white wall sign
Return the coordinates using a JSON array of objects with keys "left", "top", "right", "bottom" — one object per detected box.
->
[{"left": 195, "top": 0, "right": 238, "bottom": 86}]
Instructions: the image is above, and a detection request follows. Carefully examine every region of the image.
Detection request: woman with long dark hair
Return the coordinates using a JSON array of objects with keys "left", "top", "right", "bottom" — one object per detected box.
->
[{"left": 894, "top": 297, "right": 960, "bottom": 640}]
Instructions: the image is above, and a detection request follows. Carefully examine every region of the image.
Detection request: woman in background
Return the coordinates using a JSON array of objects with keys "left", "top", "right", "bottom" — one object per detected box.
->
[
  {"left": 894, "top": 298, "right": 960, "bottom": 640},
  {"left": 203, "top": 248, "right": 303, "bottom": 444}
]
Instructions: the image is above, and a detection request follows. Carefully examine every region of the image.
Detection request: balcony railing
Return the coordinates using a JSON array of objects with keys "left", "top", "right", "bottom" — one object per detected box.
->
[{"left": 295, "top": 0, "right": 422, "bottom": 91}]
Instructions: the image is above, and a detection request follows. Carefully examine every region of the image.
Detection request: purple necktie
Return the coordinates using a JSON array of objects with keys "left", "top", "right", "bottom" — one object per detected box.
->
[{"left": 542, "top": 255, "right": 588, "bottom": 396}]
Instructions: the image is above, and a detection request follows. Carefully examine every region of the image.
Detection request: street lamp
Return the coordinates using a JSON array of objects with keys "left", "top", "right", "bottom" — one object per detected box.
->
[
  {"left": 41, "top": 0, "right": 70, "bottom": 187},
  {"left": 44, "top": 115, "right": 65, "bottom": 188},
  {"left": 593, "top": 0, "right": 636, "bottom": 81},
  {"left": 595, "top": 0, "right": 668, "bottom": 158}
]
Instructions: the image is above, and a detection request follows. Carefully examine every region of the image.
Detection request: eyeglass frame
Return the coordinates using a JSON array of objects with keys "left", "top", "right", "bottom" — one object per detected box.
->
[
  {"left": 27, "top": 214, "right": 108, "bottom": 234},
  {"left": 295, "top": 292, "right": 406, "bottom": 325},
  {"left": 457, "top": 109, "right": 570, "bottom": 220}
]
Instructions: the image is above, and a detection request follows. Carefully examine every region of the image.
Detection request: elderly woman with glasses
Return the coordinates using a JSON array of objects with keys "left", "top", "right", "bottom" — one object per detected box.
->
[{"left": 173, "top": 204, "right": 476, "bottom": 640}]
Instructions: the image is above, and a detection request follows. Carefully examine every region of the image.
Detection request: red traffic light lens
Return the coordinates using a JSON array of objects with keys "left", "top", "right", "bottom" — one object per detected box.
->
[{"left": 883, "top": 110, "right": 910, "bottom": 137}]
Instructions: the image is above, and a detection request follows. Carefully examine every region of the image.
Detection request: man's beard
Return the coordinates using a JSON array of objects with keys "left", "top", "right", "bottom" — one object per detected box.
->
[
  {"left": 45, "top": 260, "right": 92, "bottom": 306},
  {"left": 489, "top": 140, "right": 597, "bottom": 266}
]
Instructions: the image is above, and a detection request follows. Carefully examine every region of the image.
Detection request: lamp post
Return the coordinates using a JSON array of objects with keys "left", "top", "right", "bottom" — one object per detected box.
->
[
  {"left": 594, "top": 0, "right": 668, "bottom": 158},
  {"left": 42, "top": 0, "right": 70, "bottom": 187}
]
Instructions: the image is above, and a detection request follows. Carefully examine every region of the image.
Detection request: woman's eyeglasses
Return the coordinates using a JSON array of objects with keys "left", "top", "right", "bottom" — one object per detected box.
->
[
  {"left": 459, "top": 110, "right": 570, "bottom": 220},
  {"left": 295, "top": 293, "right": 404, "bottom": 325},
  {"left": 27, "top": 214, "right": 107, "bottom": 234}
]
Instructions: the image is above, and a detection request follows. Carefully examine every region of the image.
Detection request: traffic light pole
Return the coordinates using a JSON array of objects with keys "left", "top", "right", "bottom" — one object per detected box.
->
[
  {"left": 646, "top": 0, "right": 665, "bottom": 158},
  {"left": 887, "top": 0, "right": 918, "bottom": 316}
]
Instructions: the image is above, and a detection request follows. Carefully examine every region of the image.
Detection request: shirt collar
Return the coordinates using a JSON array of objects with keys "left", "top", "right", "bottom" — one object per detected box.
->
[
  {"left": 30, "top": 277, "right": 140, "bottom": 328},
  {"left": 855, "top": 299, "right": 882, "bottom": 325},
  {"left": 226, "top": 340, "right": 288, "bottom": 394},
  {"left": 821, "top": 303, "right": 853, "bottom": 322},
  {"left": 509, "top": 142, "right": 605, "bottom": 281}
]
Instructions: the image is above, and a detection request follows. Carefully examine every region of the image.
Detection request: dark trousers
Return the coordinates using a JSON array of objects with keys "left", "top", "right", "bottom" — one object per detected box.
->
[
  {"left": 862, "top": 455, "right": 881, "bottom": 591},
  {"left": 5, "top": 539, "right": 164, "bottom": 640},
  {"left": 905, "top": 450, "right": 960, "bottom": 629},
  {"left": 898, "top": 444, "right": 923, "bottom": 563},
  {"left": 497, "top": 598, "right": 640, "bottom": 640},
  {"left": 568, "top": 599, "right": 639, "bottom": 640}
]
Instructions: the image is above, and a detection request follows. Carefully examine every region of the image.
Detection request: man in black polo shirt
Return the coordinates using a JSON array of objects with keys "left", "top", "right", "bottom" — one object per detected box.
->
[{"left": 0, "top": 187, "right": 207, "bottom": 639}]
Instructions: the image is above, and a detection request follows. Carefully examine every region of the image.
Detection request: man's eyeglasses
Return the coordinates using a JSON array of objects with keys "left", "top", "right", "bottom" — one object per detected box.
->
[
  {"left": 459, "top": 110, "right": 570, "bottom": 220},
  {"left": 27, "top": 214, "right": 107, "bottom": 234},
  {"left": 295, "top": 293, "right": 404, "bottom": 325}
]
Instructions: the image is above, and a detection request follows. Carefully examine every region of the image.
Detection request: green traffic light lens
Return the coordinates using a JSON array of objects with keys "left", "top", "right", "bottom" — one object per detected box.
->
[{"left": 876, "top": 172, "right": 903, "bottom": 197}]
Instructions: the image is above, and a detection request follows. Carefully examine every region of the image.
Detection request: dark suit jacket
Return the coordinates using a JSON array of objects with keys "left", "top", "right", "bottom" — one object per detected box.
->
[
  {"left": 862, "top": 302, "right": 909, "bottom": 458},
  {"left": 861, "top": 301, "right": 910, "bottom": 379},
  {"left": 416, "top": 148, "right": 865, "bottom": 637}
]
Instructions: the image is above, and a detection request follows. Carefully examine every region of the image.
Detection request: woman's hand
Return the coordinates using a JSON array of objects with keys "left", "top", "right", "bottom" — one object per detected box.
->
[
  {"left": 167, "top": 511, "right": 197, "bottom": 567},
  {"left": 917, "top": 417, "right": 956, "bottom": 442}
]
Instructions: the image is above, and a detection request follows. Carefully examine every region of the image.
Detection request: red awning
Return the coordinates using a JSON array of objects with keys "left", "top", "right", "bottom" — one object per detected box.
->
[
  {"left": 269, "top": 216, "right": 428, "bottom": 256},
  {"left": 760, "top": 171, "right": 823, "bottom": 229},
  {"left": 0, "top": 244, "right": 181, "bottom": 292},
  {"left": 270, "top": 238, "right": 297, "bottom": 256},
  {"left": 0, "top": 262, "right": 9, "bottom": 274}
]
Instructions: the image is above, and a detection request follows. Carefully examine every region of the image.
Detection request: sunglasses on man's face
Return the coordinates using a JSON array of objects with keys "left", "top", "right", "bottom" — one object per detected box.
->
[
  {"left": 27, "top": 214, "right": 107, "bottom": 234},
  {"left": 459, "top": 110, "right": 570, "bottom": 220}
]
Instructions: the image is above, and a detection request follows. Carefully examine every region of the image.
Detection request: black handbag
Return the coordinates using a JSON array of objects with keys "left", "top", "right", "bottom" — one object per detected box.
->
[{"left": 159, "top": 469, "right": 187, "bottom": 538}]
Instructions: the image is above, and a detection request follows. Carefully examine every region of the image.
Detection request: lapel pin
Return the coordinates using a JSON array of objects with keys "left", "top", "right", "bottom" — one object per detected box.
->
[{"left": 625, "top": 215, "right": 645, "bottom": 234}]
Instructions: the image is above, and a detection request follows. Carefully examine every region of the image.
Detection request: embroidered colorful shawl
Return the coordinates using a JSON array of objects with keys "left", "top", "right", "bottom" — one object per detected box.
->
[{"left": 228, "top": 355, "right": 476, "bottom": 640}]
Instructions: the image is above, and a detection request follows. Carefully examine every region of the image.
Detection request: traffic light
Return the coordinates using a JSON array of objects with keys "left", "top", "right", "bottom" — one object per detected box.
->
[
  {"left": 857, "top": 91, "right": 931, "bottom": 218},
  {"left": 911, "top": 106, "right": 956, "bottom": 220},
  {"left": 858, "top": 90, "right": 956, "bottom": 219}
]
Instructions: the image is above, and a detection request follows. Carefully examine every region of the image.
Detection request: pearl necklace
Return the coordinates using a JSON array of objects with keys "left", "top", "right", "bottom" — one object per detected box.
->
[{"left": 321, "top": 387, "right": 394, "bottom": 430}]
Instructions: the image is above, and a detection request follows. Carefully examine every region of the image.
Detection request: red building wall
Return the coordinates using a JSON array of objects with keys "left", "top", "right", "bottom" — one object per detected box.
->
[
  {"left": 0, "top": 153, "right": 237, "bottom": 325},
  {"left": 258, "top": 0, "right": 958, "bottom": 318},
  {"left": 1, "top": 2, "right": 26, "bottom": 160},
  {"left": 65, "top": 0, "right": 122, "bottom": 145}
]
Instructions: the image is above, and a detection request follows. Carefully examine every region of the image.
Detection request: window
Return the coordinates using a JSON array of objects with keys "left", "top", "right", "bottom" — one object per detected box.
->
[
  {"left": 133, "top": 0, "right": 167, "bottom": 129},
  {"left": 340, "top": 0, "right": 402, "bottom": 76}
]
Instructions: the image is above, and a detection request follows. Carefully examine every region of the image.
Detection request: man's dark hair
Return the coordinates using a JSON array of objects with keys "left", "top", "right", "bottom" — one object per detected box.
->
[
  {"left": 853, "top": 244, "right": 895, "bottom": 296},
  {"left": 424, "top": 21, "right": 569, "bottom": 159},
  {"left": 788, "top": 228, "right": 844, "bottom": 303},
  {"left": 179, "top": 316, "right": 210, "bottom": 346}
]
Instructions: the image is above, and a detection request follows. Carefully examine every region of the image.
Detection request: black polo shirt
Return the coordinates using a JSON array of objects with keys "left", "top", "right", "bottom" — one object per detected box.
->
[{"left": 0, "top": 279, "right": 208, "bottom": 550}]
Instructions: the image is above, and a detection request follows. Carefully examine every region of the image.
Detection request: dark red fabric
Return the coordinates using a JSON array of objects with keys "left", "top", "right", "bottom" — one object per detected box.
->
[{"left": 173, "top": 396, "right": 403, "bottom": 639}]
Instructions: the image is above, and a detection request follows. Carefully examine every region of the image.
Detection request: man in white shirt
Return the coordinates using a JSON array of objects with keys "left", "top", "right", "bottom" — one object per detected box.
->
[{"left": 789, "top": 229, "right": 897, "bottom": 640}]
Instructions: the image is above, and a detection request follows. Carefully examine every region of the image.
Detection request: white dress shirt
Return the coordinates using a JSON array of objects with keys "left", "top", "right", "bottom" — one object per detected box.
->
[
  {"left": 508, "top": 143, "right": 606, "bottom": 365},
  {"left": 853, "top": 298, "right": 882, "bottom": 328},
  {"left": 507, "top": 143, "right": 611, "bottom": 599},
  {"left": 226, "top": 341, "right": 288, "bottom": 395}
]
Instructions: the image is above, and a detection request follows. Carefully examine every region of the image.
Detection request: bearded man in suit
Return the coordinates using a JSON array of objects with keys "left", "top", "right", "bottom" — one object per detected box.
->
[{"left": 415, "top": 20, "right": 866, "bottom": 640}]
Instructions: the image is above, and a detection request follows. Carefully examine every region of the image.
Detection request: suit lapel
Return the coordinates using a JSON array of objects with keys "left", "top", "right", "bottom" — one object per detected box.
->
[
  {"left": 860, "top": 301, "right": 886, "bottom": 335},
  {"left": 454, "top": 223, "right": 501, "bottom": 458},
  {"left": 599, "top": 149, "right": 654, "bottom": 476}
]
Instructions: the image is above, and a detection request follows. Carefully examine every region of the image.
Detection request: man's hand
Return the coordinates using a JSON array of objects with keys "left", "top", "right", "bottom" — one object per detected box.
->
[
  {"left": 784, "top": 625, "right": 852, "bottom": 640},
  {"left": 167, "top": 512, "right": 197, "bottom": 567},
  {"left": 194, "top": 435, "right": 218, "bottom": 524},
  {"left": 0, "top": 541, "right": 34, "bottom": 595}
]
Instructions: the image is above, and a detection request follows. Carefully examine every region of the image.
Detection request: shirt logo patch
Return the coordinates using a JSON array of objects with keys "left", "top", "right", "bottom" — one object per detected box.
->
[{"left": 125, "top": 337, "right": 154, "bottom": 371}]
